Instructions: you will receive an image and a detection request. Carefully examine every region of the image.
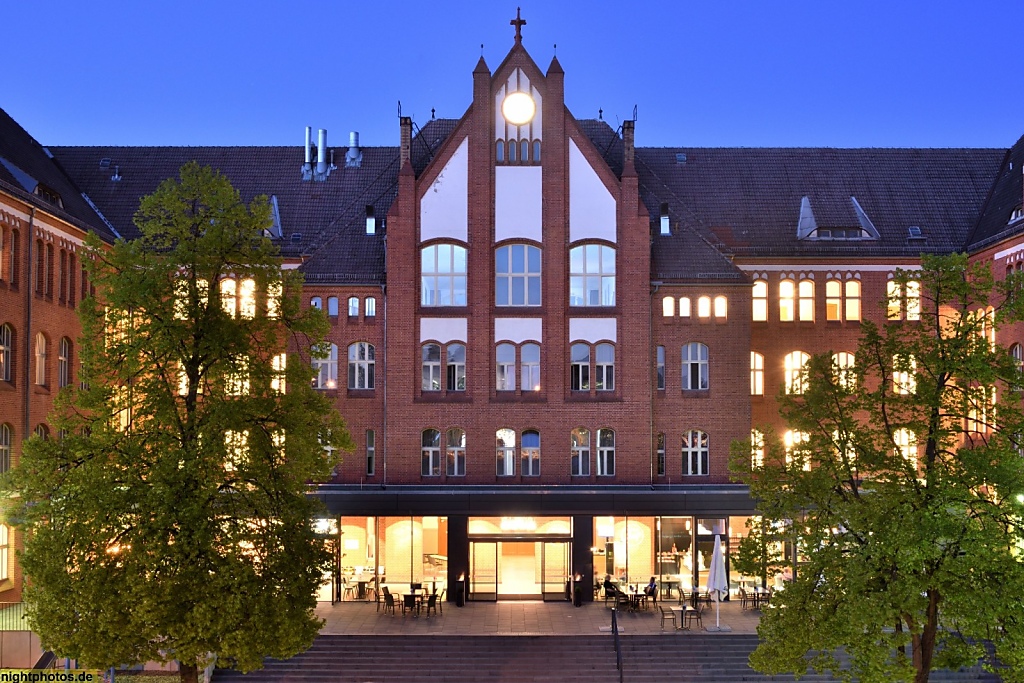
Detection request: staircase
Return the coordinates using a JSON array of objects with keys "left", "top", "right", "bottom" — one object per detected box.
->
[{"left": 212, "top": 634, "right": 997, "bottom": 683}]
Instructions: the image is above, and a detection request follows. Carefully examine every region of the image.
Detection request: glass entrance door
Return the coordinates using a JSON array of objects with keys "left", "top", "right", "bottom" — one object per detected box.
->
[
  {"left": 469, "top": 541, "right": 497, "bottom": 601},
  {"left": 541, "top": 541, "right": 569, "bottom": 602}
]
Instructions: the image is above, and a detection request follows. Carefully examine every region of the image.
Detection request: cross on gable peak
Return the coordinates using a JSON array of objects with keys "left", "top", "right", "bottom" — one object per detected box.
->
[{"left": 511, "top": 7, "right": 526, "bottom": 44}]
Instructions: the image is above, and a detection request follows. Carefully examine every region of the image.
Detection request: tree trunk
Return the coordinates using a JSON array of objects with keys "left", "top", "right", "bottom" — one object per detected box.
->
[
  {"left": 179, "top": 662, "right": 199, "bottom": 683},
  {"left": 911, "top": 590, "right": 940, "bottom": 683}
]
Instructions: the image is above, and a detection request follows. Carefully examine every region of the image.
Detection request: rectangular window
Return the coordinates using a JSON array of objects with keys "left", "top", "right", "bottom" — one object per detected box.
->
[
  {"left": 571, "top": 428, "right": 590, "bottom": 477},
  {"left": 752, "top": 280, "right": 767, "bottom": 321},
  {"left": 496, "top": 344, "right": 516, "bottom": 391},
  {"left": 798, "top": 279, "right": 814, "bottom": 321},
  {"left": 348, "top": 297, "right": 359, "bottom": 316},
  {"left": 365, "top": 297, "right": 376, "bottom": 317},
  {"left": 656, "top": 433, "right": 666, "bottom": 476},
  {"left": 327, "top": 297, "right": 339, "bottom": 316},
  {"left": 570, "top": 344, "right": 590, "bottom": 391},
  {"left": 656, "top": 346, "right": 665, "bottom": 390},
  {"left": 446, "top": 343, "right": 466, "bottom": 391},
  {"left": 825, "top": 280, "right": 842, "bottom": 321},
  {"left": 845, "top": 280, "right": 861, "bottom": 321},
  {"left": 779, "top": 280, "right": 795, "bottom": 322},
  {"left": 366, "top": 430, "right": 375, "bottom": 475}
]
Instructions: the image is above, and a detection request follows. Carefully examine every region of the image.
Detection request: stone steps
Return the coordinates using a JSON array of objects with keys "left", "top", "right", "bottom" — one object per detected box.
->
[{"left": 212, "top": 634, "right": 997, "bottom": 683}]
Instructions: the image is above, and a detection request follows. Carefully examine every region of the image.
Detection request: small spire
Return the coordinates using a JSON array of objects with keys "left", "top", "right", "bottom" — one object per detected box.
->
[
  {"left": 511, "top": 7, "right": 526, "bottom": 44},
  {"left": 598, "top": 108, "right": 603, "bottom": 120}
]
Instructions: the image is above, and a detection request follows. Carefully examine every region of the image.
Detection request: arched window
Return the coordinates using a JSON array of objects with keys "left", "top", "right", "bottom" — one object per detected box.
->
[
  {"left": 447, "top": 343, "right": 466, "bottom": 391},
  {"left": 752, "top": 280, "right": 768, "bottom": 321},
  {"left": 365, "top": 297, "right": 376, "bottom": 317},
  {"left": 58, "top": 337, "right": 71, "bottom": 388},
  {"left": 569, "top": 244, "right": 615, "bottom": 306},
  {"left": 0, "top": 324, "right": 11, "bottom": 382},
  {"left": 35, "top": 332, "right": 47, "bottom": 386},
  {"left": 496, "top": 428, "right": 516, "bottom": 476},
  {"left": 662, "top": 296, "right": 674, "bottom": 317},
  {"left": 892, "top": 354, "right": 916, "bottom": 395},
  {"left": 894, "top": 428, "right": 917, "bottom": 463},
  {"left": 656, "top": 346, "right": 666, "bottom": 390},
  {"left": 495, "top": 140, "right": 505, "bottom": 162},
  {"left": 312, "top": 343, "right": 338, "bottom": 389},
  {"left": 226, "top": 355, "right": 250, "bottom": 396},
  {"left": 421, "top": 429, "right": 441, "bottom": 476},
  {"left": 508, "top": 138, "right": 517, "bottom": 162},
  {"left": 238, "top": 278, "right": 256, "bottom": 318},
  {"left": 266, "top": 280, "right": 281, "bottom": 317},
  {"left": 326, "top": 296, "right": 339, "bottom": 316},
  {"left": 784, "top": 430, "right": 810, "bottom": 470},
  {"left": 496, "top": 343, "right": 516, "bottom": 391},
  {"left": 348, "top": 297, "right": 359, "bottom": 316},
  {"left": 714, "top": 296, "right": 727, "bottom": 318},
  {"left": 520, "top": 139, "right": 529, "bottom": 163},
  {"left": 597, "top": 429, "right": 615, "bottom": 476},
  {"left": 833, "top": 352, "right": 856, "bottom": 389},
  {"left": 521, "top": 429, "right": 540, "bottom": 476},
  {"left": 0, "top": 524, "right": 8, "bottom": 581},
  {"left": 0, "top": 424, "right": 11, "bottom": 474},
  {"left": 750, "top": 352, "right": 764, "bottom": 396},
  {"left": 422, "top": 244, "right": 468, "bottom": 306},
  {"left": 496, "top": 244, "right": 541, "bottom": 306},
  {"left": 521, "top": 343, "right": 540, "bottom": 392},
  {"left": 1012, "top": 343, "right": 1023, "bottom": 390},
  {"left": 683, "top": 430, "right": 709, "bottom": 475},
  {"left": 678, "top": 297, "right": 691, "bottom": 318},
  {"left": 348, "top": 342, "right": 375, "bottom": 389},
  {"left": 34, "top": 424, "right": 49, "bottom": 440},
  {"left": 798, "top": 278, "right": 814, "bottom": 321},
  {"left": 682, "top": 342, "right": 709, "bottom": 390},
  {"left": 446, "top": 428, "right": 466, "bottom": 476},
  {"left": 784, "top": 351, "right": 810, "bottom": 394},
  {"left": 570, "top": 343, "right": 590, "bottom": 391},
  {"left": 220, "top": 278, "right": 237, "bottom": 316},
  {"left": 421, "top": 343, "right": 441, "bottom": 391},
  {"left": 310, "top": 296, "right": 322, "bottom": 310},
  {"left": 697, "top": 296, "right": 711, "bottom": 318},
  {"left": 825, "top": 279, "right": 842, "bottom": 321},
  {"left": 271, "top": 353, "right": 287, "bottom": 394},
  {"left": 533, "top": 140, "right": 541, "bottom": 162},
  {"left": 779, "top": 279, "right": 795, "bottom": 322},
  {"left": 595, "top": 343, "right": 615, "bottom": 391},
  {"left": 571, "top": 428, "right": 590, "bottom": 476}
]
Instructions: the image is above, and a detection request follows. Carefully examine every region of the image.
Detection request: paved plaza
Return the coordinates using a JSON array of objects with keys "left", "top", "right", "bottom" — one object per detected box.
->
[{"left": 316, "top": 597, "right": 762, "bottom": 637}]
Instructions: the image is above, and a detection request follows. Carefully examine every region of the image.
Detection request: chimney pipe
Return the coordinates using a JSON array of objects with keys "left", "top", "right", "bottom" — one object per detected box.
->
[
  {"left": 622, "top": 120, "right": 635, "bottom": 167},
  {"left": 346, "top": 131, "right": 363, "bottom": 168},
  {"left": 304, "top": 126, "right": 312, "bottom": 165},
  {"left": 400, "top": 117, "right": 412, "bottom": 168},
  {"left": 317, "top": 128, "right": 328, "bottom": 175}
]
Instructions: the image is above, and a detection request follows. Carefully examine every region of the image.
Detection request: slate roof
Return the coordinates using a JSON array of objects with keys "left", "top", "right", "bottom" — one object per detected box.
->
[
  {"left": 0, "top": 107, "right": 118, "bottom": 241},
  {"left": 966, "top": 134, "right": 1024, "bottom": 252}
]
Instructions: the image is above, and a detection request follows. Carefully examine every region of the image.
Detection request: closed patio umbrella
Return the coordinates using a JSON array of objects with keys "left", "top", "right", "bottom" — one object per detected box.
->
[{"left": 706, "top": 534, "right": 731, "bottom": 631}]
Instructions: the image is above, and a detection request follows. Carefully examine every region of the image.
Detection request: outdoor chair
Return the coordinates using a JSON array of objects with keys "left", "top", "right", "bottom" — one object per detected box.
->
[
  {"left": 382, "top": 592, "right": 396, "bottom": 616},
  {"left": 438, "top": 588, "right": 446, "bottom": 614},
  {"left": 658, "top": 605, "right": 676, "bottom": 631},
  {"left": 424, "top": 593, "right": 438, "bottom": 617},
  {"left": 683, "top": 602, "right": 704, "bottom": 630},
  {"left": 403, "top": 593, "right": 418, "bottom": 616},
  {"left": 739, "top": 587, "right": 753, "bottom": 610}
]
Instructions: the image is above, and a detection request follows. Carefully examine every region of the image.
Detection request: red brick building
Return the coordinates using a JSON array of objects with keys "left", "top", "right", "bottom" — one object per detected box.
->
[{"left": 3, "top": 20, "right": 1023, "bottom": 603}]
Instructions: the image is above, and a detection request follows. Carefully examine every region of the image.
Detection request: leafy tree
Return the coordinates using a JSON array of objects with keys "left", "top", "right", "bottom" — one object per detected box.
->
[
  {"left": 731, "top": 254, "right": 1024, "bottom": 683},
  {"left": 730, "top": 513, "right": 788, "bottom": 590},
  {"left": 4, "top": 163, "right": 351, "bottom": 683}
]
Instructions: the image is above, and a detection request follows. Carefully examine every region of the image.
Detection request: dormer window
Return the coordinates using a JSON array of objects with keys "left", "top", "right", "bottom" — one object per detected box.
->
[
  {"left": 1011, "top": 206, "right": 1024, "bottom": 224},
  {"left": 34, "top": 184, "right": 63, "bottom": 209},
  {"left": 813, "top": 228, "right": 863, "bottom": 240}
]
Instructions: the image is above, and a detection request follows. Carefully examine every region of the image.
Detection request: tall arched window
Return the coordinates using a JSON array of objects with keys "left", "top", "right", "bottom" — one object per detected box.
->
[
  {"left": 35, "top": 332, "right": 47, "bottom": 386},
  {"left": 271, "top": 353, "right": 287, "bottom": 394},
  {"left": 421, "top": 429, "right": 441, "bottom": 476},
  {"left": 683, "top": 430, "right": 709, "bottom": 475},
  {"left": 750, "top": 352, "right": 764, "bottom": 396},
  {"left": 597, "top": 429, "right": 615, "bottom": 476},
  {"left": 570, "top": 343, "right": 590, "bottom": 391},
  {"left": 0, "top": 324, "right": 11, "bottom": 382},
  {"left": 239, "top": 278, "right": 256, "bottom": 318},
  {"left": 569, "top": 244, "right": 615, "bottom": 306},
  {"left": 421, "top": 343, "right": 441, "bottom": 391},
  {"left": 495, "top": 244, "right": 541, "bottom": 306},
  {"left": 421, "top": 243, "right": 468, "bottom": 306},
  {"left": 496, "top": 343, "right": 516, "bottom": 391},
  {"left": 784, "top": 351, "right": 810, "bottom": 394},
  {"left": 662, "top": 296, "right": 674, "bottom": 317},
  {"left": 58, "top": 337, "right": 71, "bottom": 388},
  {"left": 892, "top": 354, "right": 916, "bottom": 395},
  {"left": 678, "top": 297, "right": 691, "bottom": 318},
  {"left": 348, "top": 297, "right": 360, "bottom": 316},
  {"left": 326, "top": 297, "right": 339, "bottom": 316},
  {"left": 714, "top": 296, "right": 727, "bottom": 318},
  {"left": 779, "top": 279, "right": 795, "bottom": 322},
  {"left": 1012, "top": 343, "right": 1023, "bottom": 390},
  {"left": 682, "top": 342, "right": 709, "bottom": 390},
  {"left": 571, "top": 428, "right": 590, "bottom": 476},
  {"left": 595, "top": 343, "right": 615, "bottom": 391},
  {"left": 798, "top": 278, "right": 814, "bottom": 321},
  {"left": 521, "top": 429, "right": 540, "bottom": 476},
  {"left": 833, "top": 352, "right": 856, "bottom": 389},
  {"left": 313, "top": 343, "right": 338, "bottom": 389},
  {"left": 446, "top": 428, "right": 466, "bottom": 476},
  {"left": 0, "top": 424, "right": 10, "bottom": 474},
  {"left": 521, "top": 343, "right": 540, "bottom": 391},
  {"left": 697, "top": 296, "right": 711, "bottom": 318},
  {"left": 496, "top": 428, "right": 516, "bottom": 476},
  {"left": 752, "top": 280, "right": 768, "bottom": 321},
  {"left": 348, "top": 343, "right": 375, "bottom": 389},
  {"left": 784, "top": 430, "right": 810, "bottom": 470},
  {"left": 447, "top": 343, "right": 466, "bottom": 391}
]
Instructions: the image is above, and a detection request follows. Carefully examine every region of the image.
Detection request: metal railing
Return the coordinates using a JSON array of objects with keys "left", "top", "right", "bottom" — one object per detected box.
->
[{"left": 610, "top": 607, "right": 623, "bottom": 683}]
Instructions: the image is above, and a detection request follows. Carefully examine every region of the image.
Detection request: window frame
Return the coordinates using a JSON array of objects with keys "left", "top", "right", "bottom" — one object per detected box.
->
[
  {"left": 496, "top": 428, "right": 516, "bottom": 476},
  {"left": 446, "top": 428, "right": 466, "bottom": 476},
  {"left": 422, "top": 243, "right": 468, "bottom": 307},
  {"left": 496, "top": 343, "right": 517, "bottom": 391},
  {"left": 681, "top": 342, "right": 709, "bottom": 391},
  {"left": 58, "top": 337, "right": 71, "bottom": 388},
  {"left": 595, "top": 343, "right": 615, "bottom": 392},
  {"left": 521, "top": 429, "right": 540, "bottom": 476},
  {"left": 750, "top": 351, "right": 764, "bottom": 396},
  {"left": 597, "top": 428, "right": 615, "bottom": 477},
  {"left": 570, "top": 343, "right": 590, "bottom": 391},
  {"left": 0, "top": 324, "right": 11, "bottom": 382},
  {"left": 0, "top": 424, "right": 10, "bottom": 474},
  {"left": 34, "top": 332, "right": 46, "bottom": 386},
  {"left": 446, "top": 343, "right": 466, "bottom": 392},
  {"left": 784, "top": 350, "right": 810, "bottom": 395},
  {"left": 569, "top": 243, "right": 616, "bottom": 307},
  {"left": 312, "top": 343, "right": 338, "bottom": 390},
  {"left": 571, "top": 428, "right": 590, "bottom": 477},
  {"left": 421, "top": 343, "right": 441, "bottom": 392},
  {"left": 683, "top": 429, "right": 709, "bottom": 476},
  {"left": 495, "top": 244, "right": 541, "bottom": 307},
  {"left": 348, "top": 342, "right": 375, "bottom": 390},
  {"left": 752, "top": 280, "right": 768, "bottom": 321},
  {"left": 421, "top": 429, "right": 441, "bottom": 477}
]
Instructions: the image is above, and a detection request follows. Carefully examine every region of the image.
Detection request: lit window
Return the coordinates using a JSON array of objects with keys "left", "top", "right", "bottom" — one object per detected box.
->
[
  {"left": 348, "top": 343, "right": 375, "bottom": 389},
  {"left": 221, "top": 279, "right": 237, "bottom": 317},
  {"left": 845, "top": 280, "right": 861, "bottom": 321},
  {"left": 662, "top": 296, "right": 674, "bottom": 317},
  {"left": 421, "top": 343, "right": 441, "bottom": 391},
  {"left": 312, "top": 343, "right": 338, "bottom": 390},
  {"left": 571, "top": 343, "right": 590, "bottom": 391},
  {"left": 784, "top": 430, "right": 810, "bottom": 470},
  {"left": 683, "top": 429, "right": 709, "bottom": 475},
  {"left": 447, "top": 343, "right": 466, "bottom": 391},
  {"left": 365, "top": 297, "right": 376, "bottom": 317},
  {"left": 595, "top": 343, "right": 615, "bottom": 392},
  {"left": 495, "top": 244, "right": 540, "bottom": 306},
  {"left": 0, "top": 324, "right": 11, "bottom": 382},
  {"left": 779, "top": 280, "right": 795, "bottom": 322},
  {"left": 569, "top": 244, "right": 615, "bottom": 306},
  {"left": 752, "top": 280, "right": 768, "bottom": 321},
  {"left": 714, "top": 296, "right": 727, "bottom": 318},
  {"left": 967, "top": 386, "right": 996, "bottom": 434},
  {"left": 58, "top": 337, "right": 71, "bottom": 388},
  {"left": 751, "top": 352, "right": 764, "bottom": 395},
  {"left": 656, "top": 346, "right": 665, "bottom": 390},
  {"left": 496, "top": 343, "right": 516, "bottom": 391},
  {"left": 1012, "top": 343, "right": 1024, "bottom": 390},
  {"left": 446, "top": 428, "right": 466, "bottom": 476},
  {"left": 366, "top": 430, "right": 375, "bottom": 475},
  {"left": 906, "top": 281, "right": 920, "bottom": 321},
  {"left": 833, "top": 352, "right": 856, "bottom": 389},
  {"left": 571, "top": 428, "right": 590, "bottom": 476},
  {"left": 422, "top": 244, "right": 468, "bottom": 306},
  {"left": 0, "top": 525, "right": 9, "bottom": 581},
  {"left": 35, "top": 332, "right": 46, "bottom": 386},
  {"left": 678, "top": 297, "right": 691, "bottom": 318},
  {"left": 825, "top": 279, "right": 842, "bottom": 321},
  {"left": 271, "top": 353, "right": 287, "bottom": 394},
  {"left": 894, "top": 428, "right": 917, "bottom": 463},
  {"left": 496, "top": 428, "right": 516, "bottom": 476},
  {"left": 798, "top": 279, "right": 814, "bottom": 321},
  {"left": 224, "top": 429, "right": 248, "bottom": 475},
  {"left": 892, "top": 354, "right": 916, "bottom": 395},
  {"left": 697, "top": 296, "right": 711, "bottom": 318},
  {"left": 239, "top": 279, "right": 256, "bottom": 318},
  {"left": 521, "top": 343, "right": 540, "bottom": 391},
  {"left": 0, "top": 424, "right": 11, "bottom": 474},
  {"left": 888, "top": 279, "right": 921, "bottom": 321},
  {"left": 421, "top": 429, "right": 441, "bottom": 476},
  {"left": 656, "top": 433, "right": 666, "bottom": 476},
  {"left": 348, "top": 297, "right": 359, "bottom": 317},
  {"left": 267, "top": 280, "right": 282, "bottom": 317},
  {"left": 751, "top": 429, "right": 764, "bottom": 469},
  {"left": 597, "top": 428, "right": 615, "bottom": 476},
  {"left": 682, "top": 342, "right": 709, "bottom": 390},
  {"left": 521, "top": 429, "right": 540, "bottom": 476},
  {"left": 784, "top": 351, "right": 810, "bottom": 394},
  {"left": 226, "top": 356, "right": 250, "bottom": 395}
]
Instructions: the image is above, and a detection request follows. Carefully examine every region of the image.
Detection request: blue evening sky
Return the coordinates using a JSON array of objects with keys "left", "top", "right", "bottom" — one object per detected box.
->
[{"left": 6, "top": 1, "right": 1023, "bottom": 149}]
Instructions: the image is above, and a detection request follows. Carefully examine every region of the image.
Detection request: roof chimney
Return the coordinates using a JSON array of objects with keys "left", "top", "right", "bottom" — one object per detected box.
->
[
  {"left": 316, "top": 128, "right": 328, "bottom": 176},
  {"left": 301, "top": 126, "right": 313, "bottom": 180},
  {"left": 622, "top": 120, "right": 635, "bottom": 168},
  {"left": 346, "top": 131, "right": 363, "bottom": 168},
  {"left": 400, "top": 117, "right": 413, "bottom": 168}
]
